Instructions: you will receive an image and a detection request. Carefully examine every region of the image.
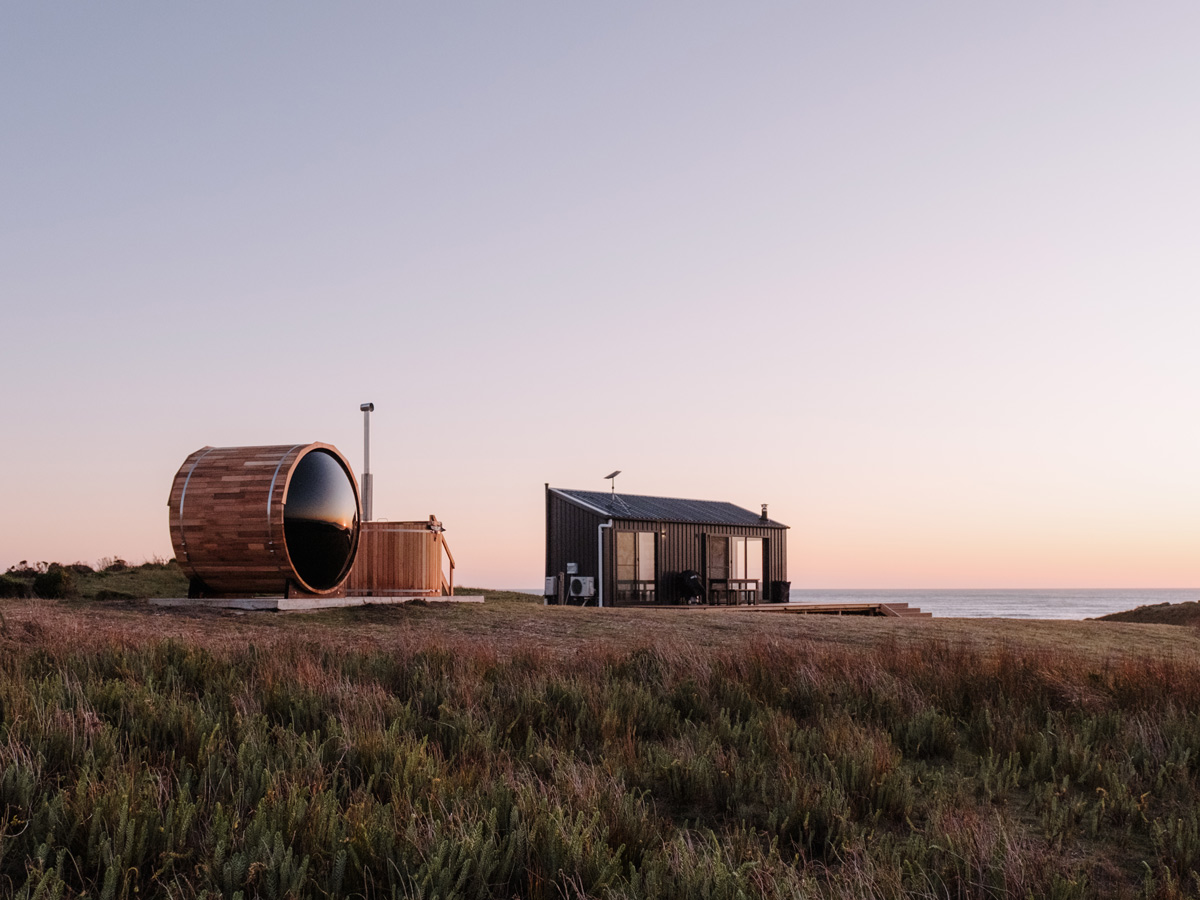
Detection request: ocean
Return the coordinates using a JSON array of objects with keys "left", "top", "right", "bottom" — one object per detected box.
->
[
  {"left": 518, "top": 588, "right": 1200, "bottom": 619},
  {"left": 787, "top": 588, "right": 1200, "bottom": 619}
]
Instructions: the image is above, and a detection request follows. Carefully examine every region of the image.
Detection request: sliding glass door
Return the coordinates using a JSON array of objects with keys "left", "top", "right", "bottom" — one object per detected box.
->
[{"left": 616, "top": 531, "right": 656, "bottom": 603}]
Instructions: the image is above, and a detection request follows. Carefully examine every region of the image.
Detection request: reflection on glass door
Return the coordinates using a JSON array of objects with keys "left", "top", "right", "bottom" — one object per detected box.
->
[
  {"left": 709, "top": 535, "right": 762, "bottom": 604},
  {"left": 616, "top": 531, "right": 656, "bottom": 603}
]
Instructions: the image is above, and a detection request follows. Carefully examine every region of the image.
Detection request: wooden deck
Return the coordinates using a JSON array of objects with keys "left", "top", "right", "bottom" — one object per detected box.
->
[{"left": 691, "top": 601, "right": 931, "bottom": 618}]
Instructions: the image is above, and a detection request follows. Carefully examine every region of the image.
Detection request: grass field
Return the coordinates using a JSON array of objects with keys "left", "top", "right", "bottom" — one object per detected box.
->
[{"left": 2, "top": 591, "right": 1199, "bottom": 899}]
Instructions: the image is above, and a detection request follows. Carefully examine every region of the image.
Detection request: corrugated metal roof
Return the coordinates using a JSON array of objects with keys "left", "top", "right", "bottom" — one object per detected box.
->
[{"left": 552, "top": 488, "right": 787, "bottom": 528}]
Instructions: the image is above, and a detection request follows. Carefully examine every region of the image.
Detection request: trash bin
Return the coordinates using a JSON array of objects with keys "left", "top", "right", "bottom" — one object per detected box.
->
[{"left": 770, "top": 580, "right": 791, "bottom": 603}]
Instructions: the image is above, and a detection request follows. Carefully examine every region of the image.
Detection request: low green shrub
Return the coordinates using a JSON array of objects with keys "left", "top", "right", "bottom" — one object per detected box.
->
[
  {"left": 0, "top": 574, "right": 31, "bottom": 598},
  {"left": 93, "top": 589, "right": 136, "bottom": 601},
  {"left": 5, "top": 561, "right": 42, "bottom": 578},
  {"left": 32, "top": 566, "right": 75, "bottom": 599}
]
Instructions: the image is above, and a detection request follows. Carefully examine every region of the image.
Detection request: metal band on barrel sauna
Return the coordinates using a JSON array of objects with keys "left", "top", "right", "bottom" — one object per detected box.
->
[{"left": 167, "top": 442, "right": 361, "bottom": 597}]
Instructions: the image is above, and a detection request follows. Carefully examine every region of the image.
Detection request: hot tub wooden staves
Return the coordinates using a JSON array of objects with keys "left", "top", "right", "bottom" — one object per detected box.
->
[{"left": 345, "top": 517, "right": 455, "bottom": 598}]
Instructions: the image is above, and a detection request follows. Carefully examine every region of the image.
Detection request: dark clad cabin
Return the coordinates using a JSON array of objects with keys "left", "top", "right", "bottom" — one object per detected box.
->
[{"left": 545, "top": 486, "right": 789, "bottom": 606}]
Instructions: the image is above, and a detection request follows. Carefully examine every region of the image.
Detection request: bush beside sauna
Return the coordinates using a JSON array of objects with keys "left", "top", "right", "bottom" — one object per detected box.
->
[
  {"left": 0, "top": 573, "right": 31, "bottom": 598},
  {"left": 32, "top": 565, "right": 76, "bottom": 599}
]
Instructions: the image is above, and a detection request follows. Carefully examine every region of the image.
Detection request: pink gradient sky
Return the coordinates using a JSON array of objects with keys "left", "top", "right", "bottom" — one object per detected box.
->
[{"left": 2, "top": 4, "right": 1197, "bottom": 589}]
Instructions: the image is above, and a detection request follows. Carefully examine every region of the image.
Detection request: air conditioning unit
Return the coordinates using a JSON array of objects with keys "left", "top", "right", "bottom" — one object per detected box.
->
[{"left": 568, "top": 575, "right": 595, "bottom": 599}]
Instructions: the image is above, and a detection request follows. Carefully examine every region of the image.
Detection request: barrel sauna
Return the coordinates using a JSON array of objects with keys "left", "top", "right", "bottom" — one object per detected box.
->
[{"left": 167, "top": 443, "right": 361, "bottom": 597}]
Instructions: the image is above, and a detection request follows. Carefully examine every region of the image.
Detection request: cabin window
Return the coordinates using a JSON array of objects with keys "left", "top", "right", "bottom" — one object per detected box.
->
[{"left": 616, "top": 531, "right": 656, "bottom": 603}]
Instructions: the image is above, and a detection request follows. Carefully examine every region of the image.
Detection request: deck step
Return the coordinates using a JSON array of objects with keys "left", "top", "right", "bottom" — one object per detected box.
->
[
  {"left": 780, "top": 601, "right": 931, "bottom": 618},
  {"left": 880, "top": 602, "right": 931, "bottom": 618}
]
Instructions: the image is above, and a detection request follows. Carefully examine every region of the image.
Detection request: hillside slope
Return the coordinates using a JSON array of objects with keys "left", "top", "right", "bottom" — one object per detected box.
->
[{"left": 1099, "top": 600, "right": 1200, "bottom": 626}]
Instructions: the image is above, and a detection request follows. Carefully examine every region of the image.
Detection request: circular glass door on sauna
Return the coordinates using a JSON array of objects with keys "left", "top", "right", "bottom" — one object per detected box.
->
[{"left": 283, "top": 449, "right": 360, "bottom": 590}]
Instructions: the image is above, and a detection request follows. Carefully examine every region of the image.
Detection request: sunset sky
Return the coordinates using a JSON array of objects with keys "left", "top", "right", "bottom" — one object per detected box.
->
[{"left": 2, "top": 4, "right": 1197, "bottom": 589}]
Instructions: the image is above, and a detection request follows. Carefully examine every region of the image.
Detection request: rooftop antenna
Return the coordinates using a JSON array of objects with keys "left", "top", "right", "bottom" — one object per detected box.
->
[
  {"left": 603, "top": 470, "right": 621, "bottom": 498},
  {"left": 360, "top": 402, "right": 374, "bottom": 521}
]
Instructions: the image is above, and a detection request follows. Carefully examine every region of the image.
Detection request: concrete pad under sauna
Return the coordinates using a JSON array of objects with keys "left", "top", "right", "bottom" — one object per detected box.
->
[{"left": 150, "top": 594, "right": 484, "bottom": 612}]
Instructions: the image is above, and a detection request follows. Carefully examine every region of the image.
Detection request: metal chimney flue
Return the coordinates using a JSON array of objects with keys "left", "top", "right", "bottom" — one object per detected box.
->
[
  {"left": 360, "top": 402, "right": 374, "bottom": 522},
  {"left": 761, "top": 503, "right": 769, "bottom": 522}
]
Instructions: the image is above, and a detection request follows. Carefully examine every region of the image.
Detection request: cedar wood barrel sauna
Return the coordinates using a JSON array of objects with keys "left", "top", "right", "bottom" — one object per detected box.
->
[{"left": 168, "top": 443, "right": 361, "bottom": 598}]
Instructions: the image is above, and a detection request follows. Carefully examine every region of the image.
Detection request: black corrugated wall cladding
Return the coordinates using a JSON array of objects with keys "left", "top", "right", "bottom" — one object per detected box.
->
[{"left": 546, "top": 492, "right": 605, "bottom": 594}]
